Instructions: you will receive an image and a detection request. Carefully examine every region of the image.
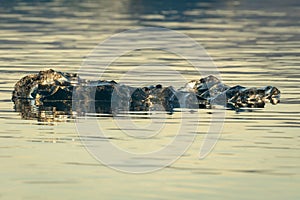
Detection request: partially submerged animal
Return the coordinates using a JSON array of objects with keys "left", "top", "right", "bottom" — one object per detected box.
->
[{"left": 12, "top": 69, "right": 281, "bottom": 120}]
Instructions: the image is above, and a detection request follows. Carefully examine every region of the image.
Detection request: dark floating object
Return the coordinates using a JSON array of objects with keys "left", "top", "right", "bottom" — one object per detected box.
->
[{"left": 12, "top": 69, "right": 280, "bottom": 121}]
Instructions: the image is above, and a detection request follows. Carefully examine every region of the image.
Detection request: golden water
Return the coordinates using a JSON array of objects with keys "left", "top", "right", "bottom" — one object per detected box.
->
[{"left": 0, "top": 0, "right": 299, "bottom": 199}]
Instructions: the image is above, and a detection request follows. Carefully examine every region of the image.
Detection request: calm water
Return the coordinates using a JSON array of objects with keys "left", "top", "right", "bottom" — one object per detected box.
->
[{"left": 0, "top": 0, "right": 300, "bottom": 199}]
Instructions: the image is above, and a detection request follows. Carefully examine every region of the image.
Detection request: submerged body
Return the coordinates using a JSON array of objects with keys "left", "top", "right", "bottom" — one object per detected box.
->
[{"left": 12, "top": 69, "right": 281, "bottom": 120}]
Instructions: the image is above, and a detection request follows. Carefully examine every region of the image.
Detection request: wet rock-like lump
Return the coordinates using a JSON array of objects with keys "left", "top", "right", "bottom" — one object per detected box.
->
[{"left": 12, "top": 69, "right": 281, "bottom": 119}]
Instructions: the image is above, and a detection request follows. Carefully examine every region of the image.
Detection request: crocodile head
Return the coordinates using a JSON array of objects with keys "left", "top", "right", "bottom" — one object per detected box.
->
[{"left": 263, "top": 86, "right": 281, "bottom": 105}]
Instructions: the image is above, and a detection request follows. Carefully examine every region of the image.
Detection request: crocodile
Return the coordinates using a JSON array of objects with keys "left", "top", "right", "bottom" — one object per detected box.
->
[{"left": 12, "top": 69, "right": 281, "bottom": 121}]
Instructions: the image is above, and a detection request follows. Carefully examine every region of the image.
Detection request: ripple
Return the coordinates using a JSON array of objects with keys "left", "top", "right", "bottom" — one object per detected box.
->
[{"left": 0, "top": 0, "right": 299, "bottom": 199}]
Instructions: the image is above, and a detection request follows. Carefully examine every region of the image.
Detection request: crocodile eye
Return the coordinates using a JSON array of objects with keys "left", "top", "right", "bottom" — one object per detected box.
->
[
  {"left": 155, "top": 84, "right": 162, "bottom": 89},
  {"left": 264, "top": 86, "right": 272, "bottom": 93}
]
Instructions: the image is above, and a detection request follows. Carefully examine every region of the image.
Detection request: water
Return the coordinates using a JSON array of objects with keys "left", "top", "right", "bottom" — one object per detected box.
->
[{"left": 0, "top": 0, "right": 300, "bottom": 199}]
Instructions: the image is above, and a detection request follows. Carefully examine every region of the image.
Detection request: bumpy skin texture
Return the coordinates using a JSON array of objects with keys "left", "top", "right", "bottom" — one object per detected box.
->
[{"left": 12, "top": 69, "right": 281, "bottom": 120}]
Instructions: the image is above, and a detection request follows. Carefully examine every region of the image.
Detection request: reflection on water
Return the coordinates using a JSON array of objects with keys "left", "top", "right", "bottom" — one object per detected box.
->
[
  {"left": 0, "top": 0, "right": 299, "bottom": 199},
  {"left": 13, "top": 99, "right": 74, "bottom": 122}
]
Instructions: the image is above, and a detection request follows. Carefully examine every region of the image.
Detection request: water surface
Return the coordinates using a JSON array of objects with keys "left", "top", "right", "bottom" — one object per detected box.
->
[{"left": 0, "top": 0, "right": 299, "bottom": 199}]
